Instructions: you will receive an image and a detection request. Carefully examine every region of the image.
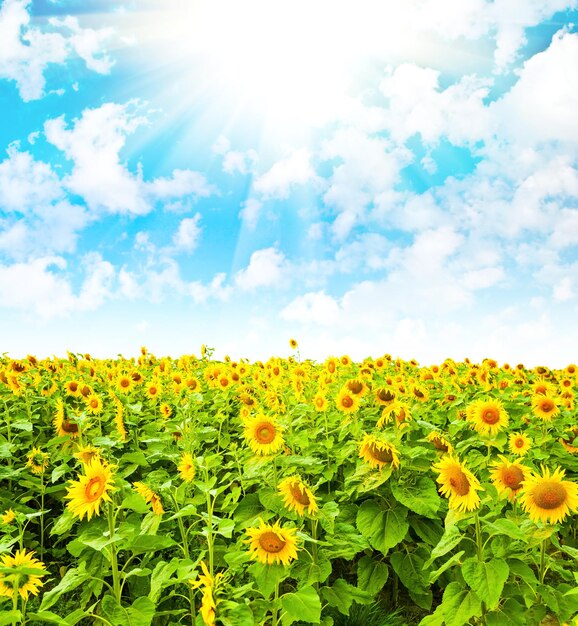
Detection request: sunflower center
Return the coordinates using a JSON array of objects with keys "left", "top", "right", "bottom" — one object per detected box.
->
[
  {"left": 540, "top": 400, "right": 555, "bottom": 413},
  {"left": 120, "top": 379, "right": 130, "bottom": 388},
  {"left": 432, "top": 436, "right": 449, "bottom": 452},
  {"left": 341, "top": 395, "right": 354, "bottom": 408},
  {"left": 449, "top": 469, "right": 471, "bottom": 496},
  {"left": 255, "top": 423, "right": 276, "bottom": 444},
  {"left": 258, "top": 531, "right": 286, "bottom": 553},
  {"left": 378, "top": 389, "right": 395, "bottom": 402},
  {"left": 62, "top": 420, "right": 79, "bottom": 434},
  {"left": 368, "top": 443, "right": 393, "bottom": 463},
  {"left": 481, "top": 409, "right": 500, "bottom": 424},
  {"left": 348, "top": 381, "right": 363, "bottom": 394},
  {"left": 289, "top": 483, "right": 310, "bottom": 506},
  {"left": 90, "top": 400, "right": 99, "bottom": 409},
  {"left": 515, "top": 438, "right": 524, "bottom": 448},
  {"left": 414, "top": 389, "right": 425, "bottom": 399},
  {"left": 502, "top": 466, "right": 524, "bottom": 490},
  {"left": 315, "top": 397, "right": 324, "bottom": 408},
  {"left": 85, "top": 477, "right": 105, "bottom": 502},
  {"left": 532, "top": 481, "right": 567, "bottom": 510}
]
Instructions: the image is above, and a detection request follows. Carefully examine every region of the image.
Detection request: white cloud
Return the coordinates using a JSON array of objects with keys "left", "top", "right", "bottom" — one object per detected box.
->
[
  {"left": 0, "top": 0, "right": 114, "bottom": 101},
  {"left": 0, "top": 253, "right": 114, "bottom": 318},
  {"left": 44, "top": 102, "right": 214, "bottom": 215},
  {"left": 235, "top": 247, "right": 287, "bottom": 291},
  {"left": 172, "top": 214, "right": 202, "bottom": 251},
  {"left": 253, "top": 149, "right": 320, "bottom": 199},
  {"left": 239, "top": 198, "right": 262, "bottom": 229},
  {"left": 281, "top": 290, "right": 340, "bottom": 325}
]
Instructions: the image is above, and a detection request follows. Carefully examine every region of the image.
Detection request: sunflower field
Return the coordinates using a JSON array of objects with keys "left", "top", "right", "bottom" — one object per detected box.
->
[{"left": 1, "top": 346, "right": 578, "bottom": 626}]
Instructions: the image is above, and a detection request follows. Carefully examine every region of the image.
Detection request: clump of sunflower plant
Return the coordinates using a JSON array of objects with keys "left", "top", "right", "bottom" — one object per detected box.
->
[{"left": 2, "top": 348, "right": 578, "bottom": 624}]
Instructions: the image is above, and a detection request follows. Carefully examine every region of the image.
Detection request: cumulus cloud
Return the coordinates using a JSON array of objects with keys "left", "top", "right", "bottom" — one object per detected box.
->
[
  {"left": 235, "top": 247, "right": 287, "bottom": 291},
  {"left": 0, "top": 0, "right": 114, "bottom": 101},
  {"left": 253, "top": 148, "right": 321, "bottom": 199},
  {"left": 281, "top": 290, "right": 340, "bottom": 325},
  {"left": 172, "top": 214, "right": 202, "bottom": 252},
  {"left": 44, "top": 102, "right": 214, "bottom": 215}
]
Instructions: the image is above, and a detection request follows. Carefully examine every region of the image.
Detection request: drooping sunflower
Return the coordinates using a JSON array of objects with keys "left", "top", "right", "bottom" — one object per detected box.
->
[
  {"left": 432, "top": 456, "right": 482, "bottom": 513},
  {"left": 335, "top": 387, "right": 360, "bottom": 415},
  {"left": 345, "top": 378, "right": 367, "bottom": 397},
  {"left": 0, "top": 549, "right": 46, "bottom": 600},
  {"left": 278, "top": 476, "right": 318, "bottom": 516},
  {"left": 245, "top": 520, "right": 299, "bottom": 566},
  {"left": 53, "top": 399, "right": 80, "bottom": 438},
  {"left": 358, "top": 434, "right": 400, "bottom": 470},
  {"left": 560, "top": 427, "right": 578, "bottom": 454},
  {"left": 160, "top": 403, "right": 173, "bottom": 419},
  {"left": 490, "top": 456, "right": 530, "bottom": 500},
  {"left": 411, "top": 384, "right": 429, "bottom": 403},
  {"left": 133, "top": 482, "right": 164, "bottom": 515},
  {"left": 65, "top": 458, "right": 115, "bottom": 521},
  {"left": 243, "top": 414, "right": 284, "bottom": 455},
  {"left": 467, "top": 398, "right": 509, "bottom": 436},
  {"left": 374, "top": 386, "right": 396, "bottom": 407},
  {"left": 531, "top": 394, "right": 559, "bottom": 421},
  {"left": 508, "top": 432, "right": 532, "bottom": 456},
  {"left": 519, "top": 466, "right": 578, "bottom": 524},
  {"left": 178, "top": 452, "right": 196, "bottom": 482},
  {"left": 427, "top": 431, "right": 454, "bottom": 454},
  {"left": 74, "top": 444, "right": 101, "bottom": 466},
  {"left": 26, "top": 447, "right": 49, "bottom": 475}
]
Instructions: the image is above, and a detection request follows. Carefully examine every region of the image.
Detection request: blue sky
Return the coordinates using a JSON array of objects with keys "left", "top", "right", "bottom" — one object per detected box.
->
[{"left": 2, "top": 0, "right": 578, "bottom": 366}]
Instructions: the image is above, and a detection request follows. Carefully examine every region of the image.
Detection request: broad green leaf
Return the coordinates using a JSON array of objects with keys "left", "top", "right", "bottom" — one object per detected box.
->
[
  {"left": 0, "top": 611, "right": 22, "bottom": 626},
  {"left": 128, "top": 534, "right": 176, "bottom": 553},
  {"left": 357, "top": 555, "right": 389, "bottom": 595},
  {"left": 420, "top": 581, "right": 482, "bottom": 626},
  {"left": 24, "top": 611, "right": 68, "bottom": 624},
  {"left": 247, "top": 562, "right": 287, "bottom": 599},
  {"left": 356, "top": 500, "right": 408, "bottom": 555},
  {"left": 149, "top": 560, "right": 177, "bottom": 603},
  {"left": 462, "top": 557, "right": 509, "bottom": 611},
  {"left": 390, "top": 477, "right": 441, "bottom": 519},
  {"left": 50, "top": 510, "right": 76, "bottom": 536},
  {"left": 40, "top": 567, "right": 89, "bottom": 611},
  {"left": 425, "top": 524, "right": 463, "bottom": 567},
  {"left": 324, "top": 522, "right": 369, "bottom": 560},
  {"left": 485, "top": 519, "right": 528, "bottom": 542},
  {"left": 321, "top": 578, "right": 372, "bottom": 615},
  {"left": 318, "top": 501, "right": 339, "bottom": 534},
  {"left": 390, "top": 550, "right": 432, "bottom": 610},
  {"left": 292, "top": 550, "right": 332, "bottom": 585},
  {"left": 429, "top": 550, "right": 465, "bottom": 584},
  {"left": 485, "top": 598, "right": 526, "bottom": 626},
  {"left": 281, "top": 585, "right": 322, "bottom": 625}
]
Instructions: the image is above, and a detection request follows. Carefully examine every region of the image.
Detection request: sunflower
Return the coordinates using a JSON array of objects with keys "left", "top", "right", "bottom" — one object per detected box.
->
[
  {"left": 560, "top": 427, "right": 578, "bottom": 454},
  {"left": 243, "top": 414, "right": 284, "bottom": 455},
  {"left": 178, "top": 452, "right": 196, "bottom": 482},
  {"left": 85, "top": 394, "right": 103, "bottom": 415},
  {"left": 427, "top": 431, "right": 453, "bottom": 454},
  {"left": 345, "top": 378, "right": 367, "bottom": 397},
  {"left": 467, "top": 398, "right": 509, "bottom": 436},
  {"left": 432, "top": 456, "right": 482, "bottom": 512},
  {"left": 508, "top": 432, "right": 532, "bottom": 456},
  {"left": 375, "top": 386, "right": 396, "bottom": 407},
  {"left": 133, "top": 482, "right": 165, "bottom": 515},
  {"left": 146, "top": 381, "right": 162, "bottom": 400},
  {"left": 335, "top": 387, "right": 360, "bottom": 415},
  {"left": 358, "top": 434, "right": 400, "bottom": 470},
  {"left": 411, "top": 384, "right": 429, "bottom": 403},
  {"left": 289, "top": 338, "right": 298, "bottom": 349},
  {"left": 531, "top": 395, "right": 559, "bottom": 421},
  {"left": 74, "top": 444, "right": 101, "bottom": 466},
  {"left": 519, "top": 466, "right": 578, "bottom": 524},
  {"left": 115, "top": 373, "right": 135, "bottom": 394},
  {"left": 53, "top": 399, "right": 80, "bottom": 438},
  {"left": 65, "top": 458, "right": 115, "bottom": 521},
  {"left": 245, "top": 520, "right": 299, "bottom": 566},
  {"left": 312, "top": 393, "right": 328, "bottom": 412},
  {"left": 490, "top": 456, "right": 530, "bottom": 500},
  {"left": 64, "top": 379, "right": 81, "bottom": 397},
  {"left": 0, "top": 549, "right": 46, "bottom": 600},
  {"left": 26, "top": 447, "right": 49, "bottom": 475},
  {"left": 1, "top": 509, "right": 15, "bottom": 524},
  {"left": 160, "top": 403, "right": 173, "bottom": 419},
  {"left": 278, "top": 476, "right": 318, "bottom": 516}
]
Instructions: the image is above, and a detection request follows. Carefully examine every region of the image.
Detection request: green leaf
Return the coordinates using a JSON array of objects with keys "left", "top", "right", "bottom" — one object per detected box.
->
[
  {"left": 321, "top": 579, "right": 372, "bottom": 616},
  {"left": 425, "top": 524, "right": 463, "bottom": 567},
  {"left": 100, "top": 595, "right": 156, "bottom": 626},
  {"left": 410, "top": 516, "right": 443, "bottom": 547},
  {"left": 292, "top": 550, "right": 332, "bottom": 586},
  {"left": 50, "top": 510, "right": 76, "bottom": 536},
  {"left": 0, "top": 611, "right": 22, "bottom": 626},
  {"left": 317, "top": 501, "right": 339, "bottom": 534},
  {"left": 247, "top": 562, "right": 288, "bottom": 599},
  {"left": 357, "top": 555, "right": 389, "bottom": 595},
  {"left": 390, "top": 550, "right": 432, "bottom": 610},
  {"left": 485, "top": 598, "right": 526, "bottom": 626},
  {"left": 429, "top": 550, "right": 465, "bottom": 584},
  {"left": 356, "top": 500, "right": 408, "bottom": 555},
  {"left": 324, "top": 522, "right": 369, "bottom": 560},
  {"left": 128, "top": 534, "right": 176, "bottom": 553},
  {"left": 462, "top": 557, "right": 509, "bottom": 611},
  {"left": 40, "top": 567, "right": 89, "bottom": 611},
  {"left": 24, "top": 611, "right": 68, "bottom": 624},
  {"left": 281, "top": 585, "right": 322, "bottom": 625},
  {"left": 120, "top": 494, "right": 151, "bottom": 514},
  {"left": 420, "top": 582, "right": 482, "bottom": 626},
  {"left": 485, "top": 519, "right": 528, "bottom": 542},
  {"left": 390, "top": 477, "right": 441, "bottom": 519},
  {"left": 149, "top": 560, "right": 177, "bottom": 604}
]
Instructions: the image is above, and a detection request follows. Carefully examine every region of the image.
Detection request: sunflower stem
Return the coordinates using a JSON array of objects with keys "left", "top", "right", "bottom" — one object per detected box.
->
[
  {"left": 310, "top": 518, "right": 320, "bottom": 592},
  {"left": 539, "top": 538, "right": 548, "bottom": 585},
  {"left": 271, "top": 580, "right": 280, "bottom": 626},
  {"left": 170, "top": 491, "right": 196, "bottom": 622},
  {"left": 204, "top": 464, "right": 215, "bottom": 577},
  {"left": 475, "top": 513, "right": 483, "bottom": 561},
  {"left": 107, "top": 502, "right": 121, "bottom": 604},
  {"left": 12, "top": 577, "right": 19, "bottom": 625},
  {"left": 39, "top": 474, "right": 45, "bottom": 562}
]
